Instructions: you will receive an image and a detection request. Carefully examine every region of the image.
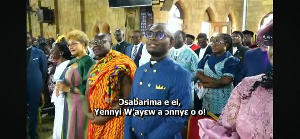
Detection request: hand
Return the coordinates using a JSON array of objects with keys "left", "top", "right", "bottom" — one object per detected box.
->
[
  {"left": 87, "top": 112, "right": 95, "bottom": 120},
  {"left": 199, "top": 82, "right": 208, "bottom": 88},
  {"left": 55, "top": 89, "right": 60, "bottom": 97},
  {"left": 91, "top": 115, "right": 107, "bottom": 125},
  {"left": 196, "top": 83, "right": 208, "bottom": 99},
  {"left": 198, "top": 82, "right": 203, "bottom": 88},
  {"left": 56, "top": 82, "right": 70, "bottom": 93}
]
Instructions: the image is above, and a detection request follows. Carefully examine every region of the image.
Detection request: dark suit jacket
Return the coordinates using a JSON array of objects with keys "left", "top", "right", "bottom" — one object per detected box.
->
[
  {"left": 27, "top": 47, "right": 48, "bottom": 101},
  {"left": 112, "top": 41, "right": 131, "bottom": 54},
  {"left": 125, "top": 43, "right": 144, "bottom": 67},
  {"left": 227, "top": 45, "right": 250, "bottom": 86},
  {"left": 194, "top": 45, "right": 213, "bottom": 58},
  {"left": 227, "top": 45, "right": 250, "bottom": 60},
  {"left": 234, "top": 47, "right": 272, "bottom": 86}
]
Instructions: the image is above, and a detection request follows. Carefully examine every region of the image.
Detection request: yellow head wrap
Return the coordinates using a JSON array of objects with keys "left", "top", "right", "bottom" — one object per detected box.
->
[{"left": 57, "top": 35, "right": 66, "bottom": 43}]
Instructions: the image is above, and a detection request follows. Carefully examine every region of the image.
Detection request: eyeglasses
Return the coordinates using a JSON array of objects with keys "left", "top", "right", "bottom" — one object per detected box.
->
[
  {"left": 67, "top": 42, "right": 80, "bottom": 48},
  {"left": 258, "top": 36, "right": 273, "bottom": 47},
  {"left": 211, "top": 40, "right": 225, "bottom": 45},
  {"left": 90, "top": 39, "right": 108, "bottom": 46},
  {"left": 114, "top": 32, "right": 121, "bottom": 36},
  {"left": 263, "top": 35, "right": 273, "bottom": 40},
  {"left": 114, "top": 29, "right": 121, "bottom": 36},
  {"left": 145, "top": 31, "right": 169, "bottom": 40}
]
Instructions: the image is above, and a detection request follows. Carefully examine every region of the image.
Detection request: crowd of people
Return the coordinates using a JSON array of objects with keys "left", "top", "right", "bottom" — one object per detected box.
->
[{"left": 26, "top": 19, "right": 273, "bottom": 139}]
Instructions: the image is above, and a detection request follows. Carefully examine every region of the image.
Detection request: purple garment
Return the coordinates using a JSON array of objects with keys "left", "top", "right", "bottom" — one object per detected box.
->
[{"left": 198, "top": 74, "right": 273, "bottom": 139}]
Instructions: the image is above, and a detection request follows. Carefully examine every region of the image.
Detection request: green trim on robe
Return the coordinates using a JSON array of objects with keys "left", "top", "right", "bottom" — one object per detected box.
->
[{"left": 68, "top": 55, "right": 95, "bottom": 95}]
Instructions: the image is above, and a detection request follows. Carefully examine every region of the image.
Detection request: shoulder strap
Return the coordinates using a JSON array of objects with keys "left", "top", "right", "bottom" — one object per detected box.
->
[{"left": 59, "top": 66, "right": 69, "bottom": 80}]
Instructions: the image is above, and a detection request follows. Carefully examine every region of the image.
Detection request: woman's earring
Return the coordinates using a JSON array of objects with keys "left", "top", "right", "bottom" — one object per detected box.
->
[{"left": 60, "top": 53, "right": 63, "bottom": 56}]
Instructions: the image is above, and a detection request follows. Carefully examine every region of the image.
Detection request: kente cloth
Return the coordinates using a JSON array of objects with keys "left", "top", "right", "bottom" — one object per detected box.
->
[{"left": 87, "top": 50, "right": 137, "bottom": 139}]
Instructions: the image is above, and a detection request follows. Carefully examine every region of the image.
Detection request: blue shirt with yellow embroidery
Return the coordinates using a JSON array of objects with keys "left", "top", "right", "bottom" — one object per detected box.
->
[{"left": 124, "top": 57, "right": 191, "bottom": 139}]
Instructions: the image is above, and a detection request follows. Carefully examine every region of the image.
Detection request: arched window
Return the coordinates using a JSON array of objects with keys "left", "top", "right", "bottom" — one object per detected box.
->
[
  {"left": 227, "top": 14, "right": 232, "bottom": 33},
  {"left": 227, "top": 14, "right": 232, "bottom": 23},
  {"left": 201, "top": 10, "right": 211, "bottom": 37},
  {"left": 260, "top": 13, "right": 273, "bottom": 29},
  {"left": 167, "top": 2, "right": 184, "bottom": 34},
  {"left": 204, "top": 10, "right": 211, "bottom": 22}
]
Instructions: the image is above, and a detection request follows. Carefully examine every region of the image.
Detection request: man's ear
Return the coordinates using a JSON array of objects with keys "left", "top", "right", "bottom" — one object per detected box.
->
[{"left": 168, "top": 40, "right": 173, "bottom": 49}]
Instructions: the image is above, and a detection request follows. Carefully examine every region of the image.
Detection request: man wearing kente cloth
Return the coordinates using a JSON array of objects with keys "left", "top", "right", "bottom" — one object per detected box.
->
[
  {"left": 86, "top": 33, "right": 137, "bottom": 139},
  {"left": 124, "top": 23, "right": 192, "bottom": 139},
  {"left": 112, "top": 29, "right": 131, "bottom": 54}
]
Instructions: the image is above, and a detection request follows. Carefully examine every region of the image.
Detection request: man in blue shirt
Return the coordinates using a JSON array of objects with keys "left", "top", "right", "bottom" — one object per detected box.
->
[
  {"left": 27, "top": 33, "right": 48, "bottom": 139},
  {"left": 124, "top": 23, "right": 192, "bottom": 139}
]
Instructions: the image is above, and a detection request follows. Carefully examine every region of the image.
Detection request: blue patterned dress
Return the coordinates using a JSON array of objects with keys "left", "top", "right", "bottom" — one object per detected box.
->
[{"left": 197, "top": 51, "right": 239, "bottom": 115}]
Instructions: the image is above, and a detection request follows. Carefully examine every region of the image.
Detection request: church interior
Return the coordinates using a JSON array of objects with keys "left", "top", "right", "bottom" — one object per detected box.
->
[
  {"left": 26, "top": 0, "right": 273, "bottom": 138},
  {"left": 27, "top": 0, "right": 273, "bottom": 45}
]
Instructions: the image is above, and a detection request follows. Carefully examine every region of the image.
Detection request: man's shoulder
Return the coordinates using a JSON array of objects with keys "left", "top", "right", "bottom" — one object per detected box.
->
[
  {"left": 136, "top": 63, "right": 148, "bottom": 71},
  {"left": 245, "top": 47, "right": 260, "bottom": 55},
  {"left": 32, "top": 47, "right": 43, "bottom": 54},
  {"left": 123, "top": 41, "right": 132, "bottom": 46},
  {"left": 240, "top": 46, "right": 250, "bottom": 51},
  {"left": 184, "top": 47, "right": 198, "bottom": 58},
  {"left": 125, "top": 44, "right": 133, "bottom": 50},
  {"left": 168, "top": 59, "right": 190, "bottom": 76}
]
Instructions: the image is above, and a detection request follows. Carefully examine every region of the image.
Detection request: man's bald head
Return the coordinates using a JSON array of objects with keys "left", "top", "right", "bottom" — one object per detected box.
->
[
  {"left": 114, "top": 29, "right": 124, "bottom": 35},
  {"left": 114, "top": 29, "right": 125, "bottom": 42}
]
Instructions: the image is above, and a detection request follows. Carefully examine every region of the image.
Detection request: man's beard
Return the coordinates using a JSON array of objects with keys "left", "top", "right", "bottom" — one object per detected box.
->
[
  {"left": 174, "top": 42, "right": 183, "bottom": 48},
  {"left": 148, "top": 50, "right": 168, "bottom": 58}
]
